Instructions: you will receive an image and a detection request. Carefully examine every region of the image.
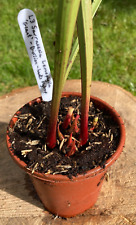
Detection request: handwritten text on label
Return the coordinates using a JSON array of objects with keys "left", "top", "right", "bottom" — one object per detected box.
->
[{"left": 18, "top": 9, "right": 53, "bottom": 101}]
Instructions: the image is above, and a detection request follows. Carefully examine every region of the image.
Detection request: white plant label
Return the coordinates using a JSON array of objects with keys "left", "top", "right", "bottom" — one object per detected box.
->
[{"left": 18, "top": 9, "right": 53, "bottom": 101}]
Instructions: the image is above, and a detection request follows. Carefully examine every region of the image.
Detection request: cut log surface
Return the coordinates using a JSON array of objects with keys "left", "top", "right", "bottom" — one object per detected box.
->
[{"left": 0, "top": 80, "right": 135, "bottom": 225}]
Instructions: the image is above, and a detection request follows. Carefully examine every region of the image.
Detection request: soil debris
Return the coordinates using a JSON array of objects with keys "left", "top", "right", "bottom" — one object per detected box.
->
[{"left": 8, "top": 96, "right": 120, "bottom": 178}]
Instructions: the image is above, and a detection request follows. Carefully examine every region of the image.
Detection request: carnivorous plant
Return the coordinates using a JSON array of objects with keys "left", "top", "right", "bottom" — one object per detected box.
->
[{"left": 47, "top": 0, "right": 102, "bottom": 155}]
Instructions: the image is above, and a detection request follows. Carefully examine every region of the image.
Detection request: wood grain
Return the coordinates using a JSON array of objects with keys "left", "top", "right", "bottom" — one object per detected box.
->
[{"left": 0, "top": 80, "right": 135, "bottom": 225}]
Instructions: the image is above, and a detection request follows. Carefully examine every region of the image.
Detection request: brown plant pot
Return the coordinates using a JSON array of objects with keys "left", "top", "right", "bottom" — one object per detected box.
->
[{"left": 6, "top": 92, "right": 125, "bottom": 218}]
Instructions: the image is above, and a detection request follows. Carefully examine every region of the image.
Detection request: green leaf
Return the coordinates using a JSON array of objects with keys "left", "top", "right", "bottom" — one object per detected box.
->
[
  {"left": 65, "top": 0, "right": 102, "bottom": 81},
  {"left": 92, "top": 0, "right": 102, "bottom": 16},
  {"left": 64, "top": 38, "right": 79, "bottom": 84}
]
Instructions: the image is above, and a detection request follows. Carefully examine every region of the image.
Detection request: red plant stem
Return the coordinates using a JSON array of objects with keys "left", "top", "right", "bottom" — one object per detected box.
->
[
  {"left": 69, "top": 114, "right": 80, "bottom": 134},
  {"left": 65, "top": 139, "right": 76, "bottom": 157},
  {"left": 77, "top": 0, "right": 93, "bottom": 146},
  {"left": 46, "top": 90, "right": 62, "bottom": 149},
  {"left": 80, "top": 98, "right": 89, "bottom": 146},
  {"left": 74, "top": 114, "right": 80, "bottom": 133},
  {"left": 46, "top": 115, "right": 58, "bottom": 149},
  {"left": 63, "top": 115, "right": 71, "bottom": 129},
  {"left": 67, "top": 132, "right": 73, "bottom": 146},
  {"left": 62, "top": 107, "right": 74, "bottom": 129}
]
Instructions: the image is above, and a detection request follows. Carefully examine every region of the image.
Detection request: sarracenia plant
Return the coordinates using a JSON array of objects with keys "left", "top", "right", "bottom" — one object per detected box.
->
[{"left": 47, "top": 0, "right": 102, "bottom": 150}]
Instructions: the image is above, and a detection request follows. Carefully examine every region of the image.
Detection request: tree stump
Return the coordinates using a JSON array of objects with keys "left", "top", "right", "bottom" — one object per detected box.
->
[{"left": 0, "top": 80, "right": 135, "bottom": 225}]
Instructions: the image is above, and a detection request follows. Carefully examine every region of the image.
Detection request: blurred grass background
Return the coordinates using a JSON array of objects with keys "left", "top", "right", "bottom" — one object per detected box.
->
[{"left": 0, "top": 0, "right": 136, "bottom": 96}]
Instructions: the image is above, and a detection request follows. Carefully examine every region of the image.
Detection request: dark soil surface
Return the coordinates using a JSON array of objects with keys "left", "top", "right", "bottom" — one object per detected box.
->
[{"left": 8, "top": 96, "right": 120, "bottom": 179}]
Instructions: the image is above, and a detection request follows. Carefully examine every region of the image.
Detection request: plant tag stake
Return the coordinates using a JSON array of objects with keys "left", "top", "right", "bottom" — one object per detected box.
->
[{"left": 18, "top": 9, "right": 53, "bottom": 101}]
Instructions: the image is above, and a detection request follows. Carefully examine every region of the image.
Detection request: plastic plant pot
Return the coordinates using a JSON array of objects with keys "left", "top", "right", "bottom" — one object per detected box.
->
[{"left": 6, "top": 92, "right": 125, "bottom": 218}]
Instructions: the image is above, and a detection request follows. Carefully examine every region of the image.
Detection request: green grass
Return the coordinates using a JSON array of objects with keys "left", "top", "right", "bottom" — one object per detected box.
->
[
  {"left": 0, "top": 0, "right": 136, "bottom": 96},
  {"left": 92, "top": 0, "right": 136, "bottom": 95}
]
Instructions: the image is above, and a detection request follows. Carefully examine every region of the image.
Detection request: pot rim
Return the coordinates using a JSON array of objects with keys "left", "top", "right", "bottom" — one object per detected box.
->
[{"left": 6, "top": 92, "right": 125, "bottom": 183}]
